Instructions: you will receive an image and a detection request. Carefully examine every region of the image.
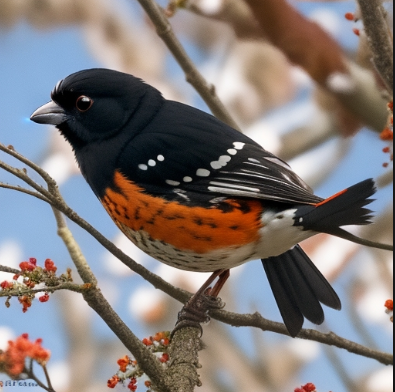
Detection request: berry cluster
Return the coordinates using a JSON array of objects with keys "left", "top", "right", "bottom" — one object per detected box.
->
[
  {"left": 0, "top": 333, "right": 50, "bottom": 377},
  {"left": 107, "top": 332, "right": 171, "bottom": 391},
  {"left": 0, "top": 257, "right": 72, "bottom": 312}
]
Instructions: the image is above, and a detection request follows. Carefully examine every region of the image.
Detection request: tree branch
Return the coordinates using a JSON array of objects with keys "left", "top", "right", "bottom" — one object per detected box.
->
[
  {"left": 357, "top": 0, "right": 394, "bottom": 95},
  {"left": 0, "top": 265, "right": 20, "bottom": 275},
  {"left": 0, "top": 143, "right": 392, "bottom": 369},
  {"left": 212, "top": 310, "right": 393, "bottom": 366},
  {"left": 0, "top": 183, "right": 52, "bottom": 204},
  {"left": 165, "top": 327, "right": 203, "bottom": 391},
  {"left": 0, "top": 282, "right": 92, "bottom": 297},
  {"left": 135, "top": 0, "right": 241, "bottom": 131}
]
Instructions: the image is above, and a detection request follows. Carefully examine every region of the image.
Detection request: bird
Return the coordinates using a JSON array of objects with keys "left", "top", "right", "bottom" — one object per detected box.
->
[{"left": 30, "top": 68, "right": 389, "bottom": 337}]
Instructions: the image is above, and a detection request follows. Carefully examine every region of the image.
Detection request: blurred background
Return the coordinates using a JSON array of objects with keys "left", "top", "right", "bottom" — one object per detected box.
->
[{"left": 0, "top": 0, "right": 393, "bottom": 391}]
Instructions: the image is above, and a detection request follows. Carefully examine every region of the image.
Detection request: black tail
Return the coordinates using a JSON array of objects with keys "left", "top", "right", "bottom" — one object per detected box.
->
[
  {"left": 294, "top": 179, "right": 375, "bottom": 232},
  {"left": 262, "top": 245, "right": 341, "bottom": 337},
  {"left": 293, "top": 179, "right": 393, "bottom": 251}
]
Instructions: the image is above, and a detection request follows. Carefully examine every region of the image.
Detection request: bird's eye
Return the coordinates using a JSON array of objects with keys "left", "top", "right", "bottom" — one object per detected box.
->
[{"left": 76, "top": 96, "right": 93, "bottom": 112}]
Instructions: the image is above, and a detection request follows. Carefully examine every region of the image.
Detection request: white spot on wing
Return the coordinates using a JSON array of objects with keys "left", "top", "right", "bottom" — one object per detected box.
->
[
  {"left": 148, "top": 159, "right": 156, "bottom": 167},
  {"left": 183, "top": 176, "right": 193, "bottom": 182},
  {"left": 210, "top": 155, "right": 232, "bottom": 170},
  {"left": 196, "top": 169, "right": 210, "bottom": 177},
  {"left": 210, "top": 161, "right": 222, "bottom": 169},
  {"left": 233, "top": 142, "right": 245, "bottom": 150},
  {"left": 219, "top": 155, "right": 231, "bottom": 163},
  {"left": 227, "top": 149, "right": 237, "bottom": 155},
  {"left": 157, "top": 155, "right": 165, "bottom": 161},
  {"left": 166, "top": 180, "right": 180, "bottom": 186},
  {"left": 138, "top": 164, "right": 148, "bottom": 170}
]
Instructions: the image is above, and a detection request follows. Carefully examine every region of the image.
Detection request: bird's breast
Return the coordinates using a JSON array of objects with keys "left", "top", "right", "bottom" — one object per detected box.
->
[{"left": 101, "top": 171, "right": 264, "bottom": 265}]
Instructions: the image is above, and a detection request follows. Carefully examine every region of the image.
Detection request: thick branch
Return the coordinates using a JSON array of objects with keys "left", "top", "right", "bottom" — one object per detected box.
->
[
  {"left": 165, "top": 327, "right": 202, "bottom": 391},
  {"left": 357, "top": 0, "right": 393, "bottom": 95},
  {"left": 135, "top": 0, "right": 240, "bottom": 131}
]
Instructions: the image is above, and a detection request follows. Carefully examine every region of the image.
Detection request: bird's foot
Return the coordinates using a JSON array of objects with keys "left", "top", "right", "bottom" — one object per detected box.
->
[{"left": 172, "top": 289, "right": 225, "bottom": 337}]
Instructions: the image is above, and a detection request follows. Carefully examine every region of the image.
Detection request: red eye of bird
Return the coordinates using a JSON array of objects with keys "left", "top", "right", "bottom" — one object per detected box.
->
[{"left": 76, "top": 96, "right": 93, "bottom": 112}]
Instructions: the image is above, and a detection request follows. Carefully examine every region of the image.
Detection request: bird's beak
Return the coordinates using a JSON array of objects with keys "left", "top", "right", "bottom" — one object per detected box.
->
[{"left": 30, "top": 101, "right": 67, "bottom": 125}]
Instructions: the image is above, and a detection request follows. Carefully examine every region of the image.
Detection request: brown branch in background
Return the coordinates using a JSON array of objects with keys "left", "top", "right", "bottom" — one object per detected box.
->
[
  {"left": 323, "top": 345, "right": 360, "bottom": 392},
  {"left": 357, "top": 0, "right": 394, "bottom": 96},
  {"left": 245, "top": 0, "right": 347, "bottom": 82},
  {"left": 136, "top": 0, "right": 240, "bottom": 131},
  {"left": 241, "top": 0, "right": 388, "bottom": 133}
]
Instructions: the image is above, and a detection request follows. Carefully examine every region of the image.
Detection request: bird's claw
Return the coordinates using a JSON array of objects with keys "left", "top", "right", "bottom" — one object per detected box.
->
[{"left": 171, "top": 294, "right": 225, "bottom": 338}]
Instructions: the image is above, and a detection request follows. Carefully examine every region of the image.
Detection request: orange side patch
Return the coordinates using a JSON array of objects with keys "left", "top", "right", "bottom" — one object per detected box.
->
[
  {"left": 315, "top": 188, "right": 348, "bottom": 207},
  {"left": 101, "top": 171, "right": 263, "bottom": 254}
]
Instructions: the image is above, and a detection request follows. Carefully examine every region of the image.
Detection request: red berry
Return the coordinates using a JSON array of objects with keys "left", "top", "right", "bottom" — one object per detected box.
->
[
  {"left": 142, "top": 338, "right": 153, "bottom": 346},
  {"left": 39, "top": 293, "right": 50, "bottom": 303},
  {"left": 0, "top": 281, "right": 13, "bottom": 289},
  {"left": 385, "top": 299, "right": 393, "bottom": 311},
  {"left": 345, "top": 12, "right": 355, "bottom": 21},
  {"left": 19, "top": 261, "right": 36, "bottom": 272},
  {"left": 353, "top": 28, "right": 360, "bottom": 36},
  {"left": 303, "top": 383, "right": 317, "bottom": 392},
  {"left": 44, "top": 259, "right": 57, "bottom": 273}
]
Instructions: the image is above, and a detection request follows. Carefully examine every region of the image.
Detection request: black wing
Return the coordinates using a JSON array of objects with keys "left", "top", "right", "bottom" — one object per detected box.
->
[{"left": 117, "top": 100, "right": 323, "bottom": 205}]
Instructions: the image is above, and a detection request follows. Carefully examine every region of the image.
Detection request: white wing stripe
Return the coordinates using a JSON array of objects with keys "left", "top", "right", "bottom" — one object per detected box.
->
[
  {"left": 243, "top": 161, "right": 270, "bottom": 170},
  {"left": 209, "top": 181, "right": 260, "bottom": 192}
]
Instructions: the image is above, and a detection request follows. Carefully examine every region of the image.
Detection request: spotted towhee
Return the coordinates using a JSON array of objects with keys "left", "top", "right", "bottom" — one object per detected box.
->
[{"left": 30, "top": 69, "right": 389, "bottom": 337}]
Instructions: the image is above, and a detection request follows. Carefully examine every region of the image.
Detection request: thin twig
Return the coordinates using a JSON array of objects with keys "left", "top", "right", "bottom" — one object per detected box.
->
[
  {"left": 43, "top": 365, "right": 55, "bottom": 392},
  {"left": 0, "top": 265, "right": 20, "bottom": 275},
  {"left": 0, "top": 282, "right": 91, "bottom": 297},
  {"left": 0, "top": 182, "right": 53, "bottom": 204},
  {"left": 135, "top": 0, "right": 241, "bottom": 131},
  {"left": 0, "top": 158, "right": 54, "bottom": 203},
  {"left": 0, "top": 144, "right": 58, "bottom": 192},
  {"left": 357, "top": 0, "right": 394, "bottom": 95},
  {"left": 23, "top": 360, "right": 56, "bottom": 392},
  {"left": 212, "top": 310, "right": 393, "bottom": 366},
  {"left": 51, "top": 207, "right": 97, "bottom": 285}
]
